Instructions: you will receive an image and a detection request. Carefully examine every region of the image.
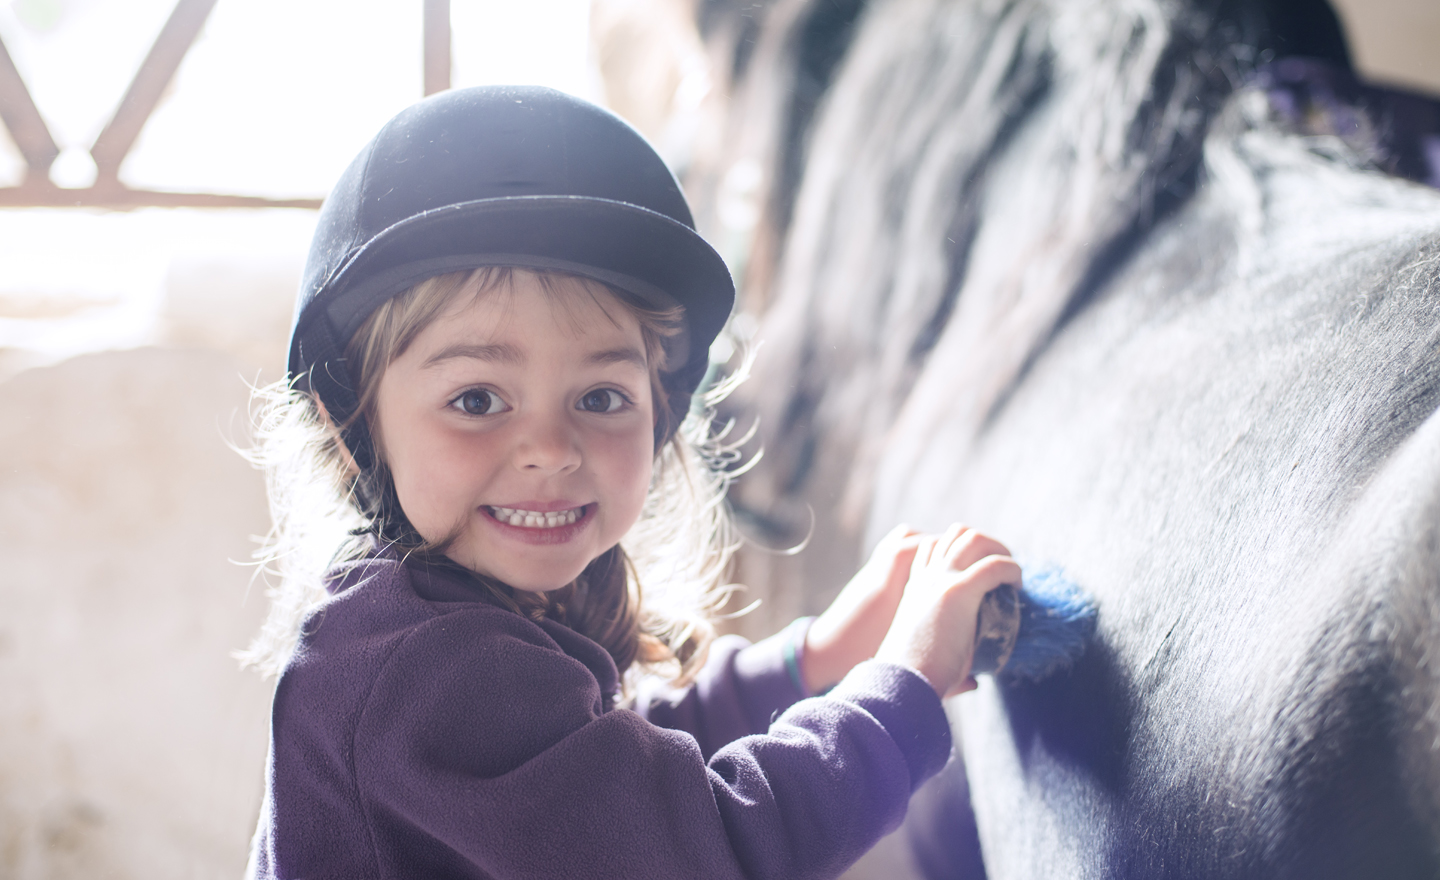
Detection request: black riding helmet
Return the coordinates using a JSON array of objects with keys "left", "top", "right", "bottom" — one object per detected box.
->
[{"left": 288, "top": 85, "right": 734, "bottom": 471}]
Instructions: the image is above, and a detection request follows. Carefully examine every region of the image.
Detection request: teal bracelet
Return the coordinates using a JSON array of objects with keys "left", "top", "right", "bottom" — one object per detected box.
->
[
  {"left": 783, "top": 626, "right": 807, "bottom": 696},
  {"left": 782, "top": 617, "right": 820, "bottom": 697}
]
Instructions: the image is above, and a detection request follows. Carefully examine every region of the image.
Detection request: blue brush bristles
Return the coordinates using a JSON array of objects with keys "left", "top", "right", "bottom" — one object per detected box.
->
[{"left": 1001, "top": 564, "right": 1099, "bottom": 683}]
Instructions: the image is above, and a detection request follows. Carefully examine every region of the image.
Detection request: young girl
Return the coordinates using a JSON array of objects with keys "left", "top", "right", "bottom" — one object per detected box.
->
[{"left": 246, "top": 85, "right": 1018, "bottom": 880}]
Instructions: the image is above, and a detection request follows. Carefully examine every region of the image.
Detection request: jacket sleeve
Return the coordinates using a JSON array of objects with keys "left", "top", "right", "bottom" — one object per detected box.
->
[
  {"left": 633, "top": 619, "right": 814, "bottom": 758},
  {"left": 352, "top": 610, "right": 951, "bottom": 880}
]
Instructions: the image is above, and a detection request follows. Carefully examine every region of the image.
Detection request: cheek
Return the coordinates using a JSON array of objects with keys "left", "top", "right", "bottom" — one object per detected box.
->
[
  {"left": 595, "top": 426, "right": 655, "bottom": 519},
  {"left": 381, "top": 414, "right": 494, "bottom": 535}
]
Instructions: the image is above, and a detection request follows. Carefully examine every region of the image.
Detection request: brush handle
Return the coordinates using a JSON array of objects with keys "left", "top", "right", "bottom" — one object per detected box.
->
[{"left": 971, "top": 583, "right": 1020, "bottom": 675}]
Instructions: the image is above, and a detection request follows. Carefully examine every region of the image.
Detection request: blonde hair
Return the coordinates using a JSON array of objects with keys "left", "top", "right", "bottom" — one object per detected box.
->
[{"left": 239, "top": 267, "right": 746, "bottom": 690}]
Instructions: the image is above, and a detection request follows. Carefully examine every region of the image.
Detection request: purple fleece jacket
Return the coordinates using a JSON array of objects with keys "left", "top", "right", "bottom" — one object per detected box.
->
[{"left": 249, "top": 549, "right": 952, "bottom": 879}]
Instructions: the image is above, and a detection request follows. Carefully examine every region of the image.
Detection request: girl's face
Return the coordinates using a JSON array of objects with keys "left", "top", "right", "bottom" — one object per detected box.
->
[{"left": 373, "top": 273, "right": 656, "bottom": 592}]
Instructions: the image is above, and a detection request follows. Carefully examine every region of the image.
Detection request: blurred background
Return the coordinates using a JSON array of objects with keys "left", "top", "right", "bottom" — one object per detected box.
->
[{"left": 0, "top": 0, "right": 1435, "bottom": 877}]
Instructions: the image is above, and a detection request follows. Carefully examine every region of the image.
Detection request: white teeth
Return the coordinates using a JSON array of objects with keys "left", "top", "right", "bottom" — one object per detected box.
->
[{"left": 489, "top": 506, "right": 582, "bottom": 529}]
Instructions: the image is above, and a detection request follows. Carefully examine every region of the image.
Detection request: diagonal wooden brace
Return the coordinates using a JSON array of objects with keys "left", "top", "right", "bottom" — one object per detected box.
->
[
  {"left": 0, "top": 34, "right": 59, "bottom": 185},
  {"left": 0, "top": 0, "right": 440, "bottom": 209},
  {"left": 90, "top": 0, "right": 218, "bottom": 187}
]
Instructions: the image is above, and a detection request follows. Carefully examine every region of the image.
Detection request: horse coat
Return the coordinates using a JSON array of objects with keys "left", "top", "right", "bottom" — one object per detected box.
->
[
  {"left": 673, "top": 0, "right": 1440, "bottom": 875},
  {"left": 885, "top": 104, "right": 1440, "bottom": 877}
]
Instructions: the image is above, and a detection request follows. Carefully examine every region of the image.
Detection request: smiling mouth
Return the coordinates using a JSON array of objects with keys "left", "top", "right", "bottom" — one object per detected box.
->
[{"left": 486, "top": 505, "right": 587, "bottom": 529}]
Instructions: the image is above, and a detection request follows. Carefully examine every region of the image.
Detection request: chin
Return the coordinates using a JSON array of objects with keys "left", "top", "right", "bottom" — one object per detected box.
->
[
  {"left": 462, "top": 564, "right": 568, "bottom": 593},
  {"left": 504, "top": 572, "right": 577, "bottom": 594},
  {"left": 452, "top": 549, "right": 591, "bottom": 595}
]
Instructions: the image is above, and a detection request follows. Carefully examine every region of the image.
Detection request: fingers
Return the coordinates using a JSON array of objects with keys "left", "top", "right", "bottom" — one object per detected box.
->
[
  {"left": 889, "top": 539, "right": 924, "bottom": 581},
  {"left": 904, "top": 530, "right": 1019, "bottom": 609},
  {"left": 955, "top": 554, "right": 1022, "bottom": 601},
  {"left": 873, "top": 524, "right": 924, "bottom": 569},
  {"left": 874, "top": 523, "right": 1020, "bottom": 700},
  {"left": 941, "top": 529, "right": 1011, "bottom": 575},
  {"left": 930, "top": 549, "right": 1021, "bottom": 624},
  {"left": 875, "top": 535, "right": 924, "bottom": 600},
  {"left": 910, "top": 532, "right": 944, "bottom": 576},
  {"left": 912, "top": 523, "right": 966, "bottom": 567},
  {"left": 910, "top": 524, "right": 1010, "bottom": 576},
  {"left": 870, "top": 524, "right": 924, "bottom": 591},
  {"left": 934, "top": 523, "right": 966, "bottom": 562},
  {"left": 877, "top": 523, "right": 923, "bottom": 548}
]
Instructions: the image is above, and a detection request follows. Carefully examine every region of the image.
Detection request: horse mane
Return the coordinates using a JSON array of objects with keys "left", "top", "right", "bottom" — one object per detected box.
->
[{"left": 703, "top": 0, "right": 1361, "bottom": 544}]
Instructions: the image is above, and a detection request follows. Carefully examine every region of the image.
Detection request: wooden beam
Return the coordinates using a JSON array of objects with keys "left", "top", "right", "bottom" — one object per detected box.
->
[
  {"left": 424, "top": 0, "right": 451, "bottom": 96},
  {"left": 0, "top": 34, "right": 59, "bottom": 184},
  {"left": 0, "top": 183, "right": 321, "bottom": 210},
  {"left": 90, "top": 0, "right": 219, "bottom": 185}
]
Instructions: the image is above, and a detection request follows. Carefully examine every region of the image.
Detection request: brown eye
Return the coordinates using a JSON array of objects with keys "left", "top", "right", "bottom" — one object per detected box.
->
[
  {"left": 452, "top": 389, "right": 507, "bottom": 415},
  {"left": 578, "top": 389, "right": 625, "bottom": 413}
]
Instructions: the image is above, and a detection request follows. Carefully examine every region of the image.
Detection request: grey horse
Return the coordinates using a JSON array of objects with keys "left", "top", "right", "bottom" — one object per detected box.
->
[{"left": 684, "top": 0, "right": 1440, "bottom": 876}]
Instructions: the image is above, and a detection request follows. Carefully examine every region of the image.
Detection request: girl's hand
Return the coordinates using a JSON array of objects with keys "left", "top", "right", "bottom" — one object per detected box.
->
[
  {"left": 875, "top": 524, "right": 1020, "bottom": 698},
  {"left": 801, "top": 525, "right": 923, "bottom": 693}
]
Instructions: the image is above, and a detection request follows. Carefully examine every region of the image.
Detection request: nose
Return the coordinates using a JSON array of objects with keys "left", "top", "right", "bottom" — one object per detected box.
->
[{"left": 512, "top": 408, "right": 582, "bottom": 475}]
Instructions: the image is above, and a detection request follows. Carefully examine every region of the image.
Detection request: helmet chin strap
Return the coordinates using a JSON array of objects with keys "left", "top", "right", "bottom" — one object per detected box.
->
[
  {"left": 301, "top": 351, "right": 376, "bottom": 475},
  {"left": 339, "top": 416, "right": 377, "bottom": 474}
]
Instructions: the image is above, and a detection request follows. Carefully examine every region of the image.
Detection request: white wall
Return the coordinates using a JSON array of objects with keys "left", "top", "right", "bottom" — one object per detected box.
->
[
  {"left": 0, "top": 348, "right": 273, "bottom": 877},
  {"left": 0, "top": 234, "right": 302, "bottom": 878}
]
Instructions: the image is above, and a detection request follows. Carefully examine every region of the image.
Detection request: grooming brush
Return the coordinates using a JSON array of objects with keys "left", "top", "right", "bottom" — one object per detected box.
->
[{"left": 970, "top": 564, "right": 1098, "bottom": 683}]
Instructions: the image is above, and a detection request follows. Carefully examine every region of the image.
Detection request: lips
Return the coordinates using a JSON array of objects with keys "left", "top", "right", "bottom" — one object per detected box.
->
[{"left": 485, "top": 505, "right": 587, "bottom": 529}]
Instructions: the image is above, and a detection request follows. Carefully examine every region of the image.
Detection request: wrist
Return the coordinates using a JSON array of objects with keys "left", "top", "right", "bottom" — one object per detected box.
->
[
  {"left": 800, "top": 617, "right": 854, "bottom": 695},
  {"left": 782, "top": 617, "right": 816, "bottom": 697},
  {"left": 875, "top": 631, "right": 940, "bottom": 698}
]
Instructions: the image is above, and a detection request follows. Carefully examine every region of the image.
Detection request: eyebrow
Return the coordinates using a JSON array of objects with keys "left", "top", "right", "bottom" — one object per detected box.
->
[
  {"left": 586, "top": 347, "right": 648, "bottom": 369},
  {"left": 421, "top": 343, "right": 523, "bottom": 368},
  {"left": 420, "top": 343, "right": 647, "bottom": 370}
]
